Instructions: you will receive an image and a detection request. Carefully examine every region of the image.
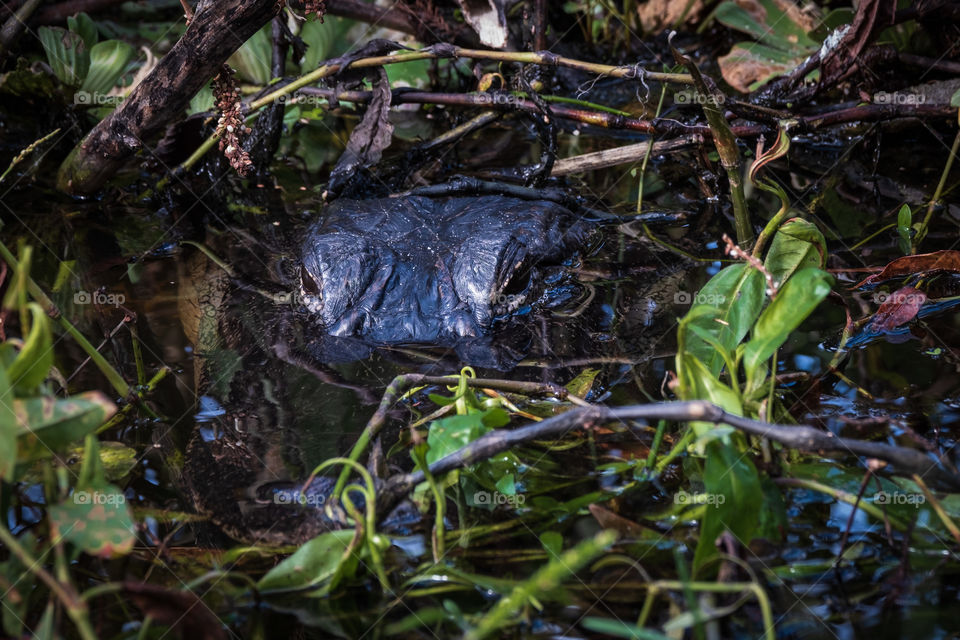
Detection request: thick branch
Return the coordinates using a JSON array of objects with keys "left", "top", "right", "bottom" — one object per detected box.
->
[
  {"left": 379, "top": 401, "right": 960, "bottom": 512},
  {"left": 57, "top": 0, "right": 279, "bottom": 194}
]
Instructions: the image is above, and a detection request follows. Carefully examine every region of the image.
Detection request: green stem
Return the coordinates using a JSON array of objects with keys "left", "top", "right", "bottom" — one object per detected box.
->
[
  {"left": 916, "top": 127, "right": 960, "bottom": 248},
  {"left": 0, "top": 239, "right": 131, "bottom": 398}
]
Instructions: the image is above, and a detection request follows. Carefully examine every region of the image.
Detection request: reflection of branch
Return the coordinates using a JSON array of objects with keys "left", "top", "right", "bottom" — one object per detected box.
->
[{"left": 380, "top": 400, "right": 960, "bottom": 512}]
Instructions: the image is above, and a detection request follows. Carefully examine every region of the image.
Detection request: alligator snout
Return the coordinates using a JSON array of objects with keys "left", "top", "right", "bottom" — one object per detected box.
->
[{"left": 299, "top": 195, "right": 585, "bottom": 345}]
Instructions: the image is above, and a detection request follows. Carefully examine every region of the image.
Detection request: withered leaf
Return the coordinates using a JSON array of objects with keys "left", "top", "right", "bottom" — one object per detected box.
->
[{"left": 854, "top": 250, "right": 960, "bottom": 288}]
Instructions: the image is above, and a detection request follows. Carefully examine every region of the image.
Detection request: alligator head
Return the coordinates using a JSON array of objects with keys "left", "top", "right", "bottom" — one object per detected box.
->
[{"left": 298, "top": 195, "right": 587, "bottom": 350}]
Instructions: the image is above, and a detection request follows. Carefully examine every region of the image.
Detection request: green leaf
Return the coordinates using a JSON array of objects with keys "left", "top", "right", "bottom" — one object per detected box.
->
[
  {"left": 257, "top": 529, "right": 360, "bottom": 593},
  {"left": 0, "top": 362, "right": 17, "bottom": 480},
  {"left": 80, "top": 40, "right": 134, "bottom": 95},
  {"left": 565, "top": 367, "right": 600, "bottom": 397},
  {"left": 677, "top": 353, "right": 742, "bottom": 440},
  {"left": 682, "top": 264, "right": 765, "bottom": 376},
  {"left": 950, "top": 88, "right": 960, "bottom": 108},
  {"left": 693, "top": 441, "right": 763, "bottom": 570},
  {"left": 581, "top": 617, "right": 672, "bottom": 640},
  {"left": 763, "top": 218, "right": 826, "bottom": 287},
  {"left": 426, "top": 408, "right": 506, "bottom": 464},
  {"left": 714, "top": 0, "right": 818, "bottom": 54},
  {"left": 540, "top": 531, "right": 563, "bottom": 558},
  {"left": 6, "top": 303, "right": 52, "bottom": 395},
  {"left": 13, "top": 391, "right": 117, "bottom": 460},
  {"left": 228, "top": 23, "right": 272, "bottom": 85},
  {"left": 742, "top": 267, "right": 833, "bottom": 386},
  {"left": 38, "top": 26, "right": 90, "bottom": 87},
  {"left": 299, "top": 17, "right": 336, "bottom": 71},
  {"left": 188, "top": 84, "right": 214, "bottom": 115},
  {"left": 66, "top": 12, "right": 98, "bottom": 50},
  {"left": 897, "top": 204, "right": 912, "bottom": 255}
]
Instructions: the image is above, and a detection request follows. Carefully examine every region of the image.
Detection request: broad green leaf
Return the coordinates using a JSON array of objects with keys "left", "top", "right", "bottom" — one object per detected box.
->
[
  {"left": 228, "top": 23, "right": 272, "bottom": 85},
  {"left": 763, "top": 218, "right": 826, "bottom": 287},
  {"left": 0, "top": 533, "right": 37, "bottom": 637},
  {"left": 299, "top": 17, "right": 336, "bottom": 71},
  {"left": 677, "top": 353, "right": 742, "bottom": 439},
  {"left": 188, "top": 84, "right": 214, "bottom": 115},
  {"left": 13, "top": 391, "right": 116, "bottom": 460},
  {"left": 66, "top": 12, "right": 98, "bottom": 50},
  {"left": 714, "top": 0, "right": 817, "bottom": 54},
  {"left": 38, "top": 26, "right": 90, "bottom": 87},
  {"left": 80, "top": 40, "right": 134, "bottom": 95},
  {"left": 48, "top": 481, "right": 134, "bottom": 557},
  {"left": 682, "top": 264, "right": 765, "bottom": 376},
  {"left": 257, "top": 529, "right": 359, "bottom": 593},
  {"left": 6, "top": 303, "right": 52, "bottom": 395},
  {"left": 951, "top": 88, "right": 960, "bottom": 108},
  {"left": 31, "top": 603, "right": 55, "bottom": 640},
  {"left": 743, "top": 267, "right": 833, "bottom": 386},
  {"left": 693, "top": 441, "right": 762, "bottom": 570}
]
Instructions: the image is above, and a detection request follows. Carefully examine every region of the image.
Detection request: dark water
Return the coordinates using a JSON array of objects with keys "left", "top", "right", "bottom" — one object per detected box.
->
[{"left": 3, "top": 115, "right": 960, "bottom": 638}]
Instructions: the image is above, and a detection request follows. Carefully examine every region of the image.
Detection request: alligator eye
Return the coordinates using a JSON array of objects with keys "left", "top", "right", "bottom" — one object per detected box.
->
[{"left": 300, "top": 270, "right": 320, "bottom": 295}]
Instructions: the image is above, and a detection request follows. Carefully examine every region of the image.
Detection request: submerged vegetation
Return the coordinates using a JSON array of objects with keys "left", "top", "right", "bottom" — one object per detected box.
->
[{"left": 0, "top": 0, "right": 959, "bottom": 638}]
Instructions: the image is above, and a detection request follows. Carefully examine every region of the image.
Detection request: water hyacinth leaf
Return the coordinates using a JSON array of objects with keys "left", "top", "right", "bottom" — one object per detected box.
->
[
  {"left": 48, "top": 481, "right": 135, "bottom": 556},
  {"left": 80, "top": 40, "right": 134, "bottom": 95},
  {"left": 13, "top": 391, "right": 117, "bottom": 459},
  {"left": 257, "top": 529, "right": 360, "bottom": 593},
  {"left": 38, "top": 26, "right": 90, "bottom": 87},
  {"left": 763, "top": 218, "right": 826, "bottom": 287},
  {"left": 6, "top": 303, "right": 52, "bottom": 395},
  {"left": 682, "top": 264, "right": 765, "bottom": 376},
  {"left": 66, "top": 12, "right": 98, "bottom": 50},
  {"left": 693, "top": 441, "right": 762, "bottom": 570},
  {"left": 897, "top": 204, "right": 912, "bottom": 255},
  {"left": 743, "top": 267, "right": 833, "bottom": 385}
]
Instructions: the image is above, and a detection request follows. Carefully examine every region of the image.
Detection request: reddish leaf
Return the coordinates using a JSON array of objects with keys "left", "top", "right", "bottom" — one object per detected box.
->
[
  {"left": 867, "top": 286, "right": 926, "bottom": 332},
  {"left": 853, "top": 250, "right": 960, "bottom": 288}
]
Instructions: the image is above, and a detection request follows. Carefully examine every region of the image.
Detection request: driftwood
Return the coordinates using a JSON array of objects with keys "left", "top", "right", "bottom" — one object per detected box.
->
[{"left": 379, "top": 400, "right": 960, "bottom": 512}]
